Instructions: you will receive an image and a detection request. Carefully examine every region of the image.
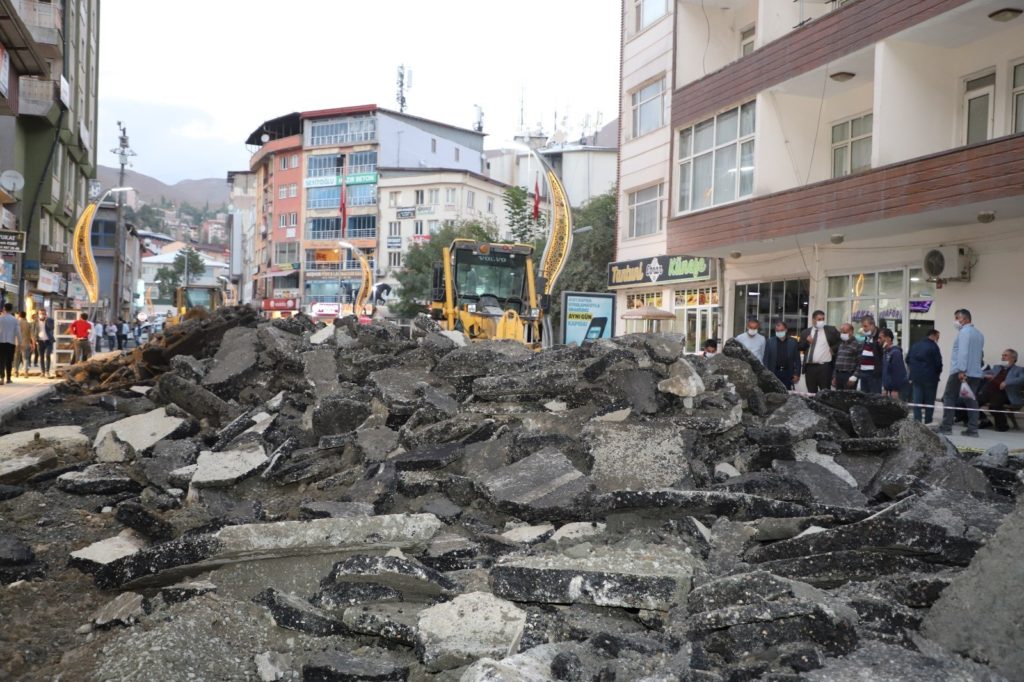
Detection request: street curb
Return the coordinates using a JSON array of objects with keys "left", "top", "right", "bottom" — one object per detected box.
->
[{"left": 0, "top": 385, "right": 58, "bottom": 427}]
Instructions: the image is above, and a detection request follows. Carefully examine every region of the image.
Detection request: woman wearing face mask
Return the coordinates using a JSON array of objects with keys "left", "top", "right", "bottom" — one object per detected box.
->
[
  {"left": 880, "top": 328, "right": 908, "bottom": 399},
  {"left": 764, "top": 320, "right": 801, "bottom": 389}
]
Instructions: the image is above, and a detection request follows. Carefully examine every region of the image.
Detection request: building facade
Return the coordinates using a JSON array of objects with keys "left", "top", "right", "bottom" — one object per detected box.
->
[
  {"left": 0, "top": 0, "right": 100, "bottom": 315},
  {"left": 615, "top": 0, "right": 1024, "bottom": 363}
]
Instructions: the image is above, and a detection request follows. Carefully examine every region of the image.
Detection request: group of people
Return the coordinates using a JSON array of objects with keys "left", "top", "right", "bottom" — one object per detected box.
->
[
  {"left": 90, "top": 317, "right": 134, "bottom": 352},
  {"left": 0, "top": 303, "right": 57, "bottom": 384},
  {"left": 721, "top": 308, "right": 1021, "bottom": 437}
]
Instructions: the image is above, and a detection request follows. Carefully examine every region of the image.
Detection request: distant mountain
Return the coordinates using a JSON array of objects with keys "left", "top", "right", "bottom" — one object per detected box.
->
[{"left": 96, "top": 166, "right": 229, "bottom": 209}]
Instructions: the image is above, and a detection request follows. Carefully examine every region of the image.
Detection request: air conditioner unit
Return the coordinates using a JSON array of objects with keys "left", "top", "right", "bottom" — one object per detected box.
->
[{"left": 923, "top": 245, "right": 972, "bottom": 281}]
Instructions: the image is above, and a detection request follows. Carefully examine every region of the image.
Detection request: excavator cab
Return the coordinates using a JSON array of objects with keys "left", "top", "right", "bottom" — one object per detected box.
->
[{"left": 170, "top": 284, "right": 224, "bottom": 324}]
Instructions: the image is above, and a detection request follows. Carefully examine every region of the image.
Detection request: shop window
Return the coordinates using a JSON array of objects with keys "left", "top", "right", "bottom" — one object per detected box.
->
[{"left": 734, "top": 279, "right": 809, "bottom": 336}]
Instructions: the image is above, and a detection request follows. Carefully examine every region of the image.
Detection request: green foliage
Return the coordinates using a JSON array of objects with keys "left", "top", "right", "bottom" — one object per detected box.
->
[
  {"left": 392, "top": 220, "right": 496, "bottom": 317},
  {"left": 503, "top": 186, "right": 545, "bottom": 244},
  {"left": 546, "top": 189, "right": 617, "bottom": 333},
  {"left": 173, "top": 247, "right": 206, "bottom": 285},
  {"left": 155, "top": 266, "right": 179, "bottom": 299}
]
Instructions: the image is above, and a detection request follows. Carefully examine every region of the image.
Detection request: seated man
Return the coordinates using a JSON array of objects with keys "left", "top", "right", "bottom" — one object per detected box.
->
[{"left": 978, "top": 348, "right": 1024, "bottom": 432}]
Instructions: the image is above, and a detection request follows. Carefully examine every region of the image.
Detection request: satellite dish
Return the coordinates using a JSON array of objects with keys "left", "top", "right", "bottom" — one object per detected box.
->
[{"left": 0, "top": 170, "right": 25, "bottom": 193}]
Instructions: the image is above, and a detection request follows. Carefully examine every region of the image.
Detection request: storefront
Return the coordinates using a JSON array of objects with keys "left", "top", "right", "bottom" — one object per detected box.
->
[
  {"left": 733, "top": 278, "right": 810, "bottom": 336},
  {"left": 825, "top": 267, "right": 936, "bottom": 348},
  {"left": 608, "top": 254, "right": 721, "bottom": 351}
]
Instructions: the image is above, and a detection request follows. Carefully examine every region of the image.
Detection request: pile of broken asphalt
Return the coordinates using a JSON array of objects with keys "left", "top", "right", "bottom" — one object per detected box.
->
[{"left": 1, "top": 308, "right": 1022, "bottom": 681}]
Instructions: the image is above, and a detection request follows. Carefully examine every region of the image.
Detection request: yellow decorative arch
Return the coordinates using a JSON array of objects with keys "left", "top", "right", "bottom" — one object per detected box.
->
[{"left": 71, "top": 202, "right": 100, "bottom": 302}]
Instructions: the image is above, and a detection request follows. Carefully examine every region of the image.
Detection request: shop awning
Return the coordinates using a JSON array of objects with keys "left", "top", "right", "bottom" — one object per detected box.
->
[
  {"left": 621, "top": 305, "right": 676, "bottom": 320},
  {"left": 256, "top": 269, "right": 297, "bottom": 279}
]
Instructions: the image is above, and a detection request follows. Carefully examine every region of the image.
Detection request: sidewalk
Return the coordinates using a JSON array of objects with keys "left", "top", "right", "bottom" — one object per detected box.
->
[
  {"left": 0, "top": 373, "right": 61, "bottom": 425},
  {"left": 934, "top": 405, "right": 1024, "bottom": 452}
]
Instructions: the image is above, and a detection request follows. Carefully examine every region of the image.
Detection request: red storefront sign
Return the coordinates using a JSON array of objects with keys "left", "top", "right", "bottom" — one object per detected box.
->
[{"left": 261, "top": 298, "right": 298, "bottom": 311}]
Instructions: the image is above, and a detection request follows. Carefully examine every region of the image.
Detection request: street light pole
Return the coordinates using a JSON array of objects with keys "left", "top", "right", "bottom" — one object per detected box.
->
[{"left": 110, "top": 122, "right": 136, "bottom": 322}]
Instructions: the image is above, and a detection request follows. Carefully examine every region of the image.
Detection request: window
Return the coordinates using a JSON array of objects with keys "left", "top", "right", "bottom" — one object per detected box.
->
[
  {"left": 1013, "top": 62, "right": 1024, "bottom": 134},
  {"left": 631, "top": 78, "right": 666, "bottom": 138},
  {"left": 307, "top": 186, "right": 341, "bottom": 210},
  {"left": 348, "top": 150, "right": 377, "bottom": 173},
  {"left": 627, "top": 184, "right": 664, "bottom": 238},
  {"left": 347, "top": 184, "right": 377, "bottom": 206},
  {"left": 740, "top": 26, "right": 755, "bottom": 57},
  {"left": 414, "top": 220, "right": 424, "bottom": 235},
  {"left": 445, "top": 188, "right": 457, "bottom": 204},
  {"left": 964, "top": 72, "right": 995, "bottom": 144},
  {"left": 486, "top": 197, "right": 495, "bottom": 213},
  {"left": 289, "top": 184, "right": 298, "bottom": 198},
  {"left": 279, "top": 214, "right": 287, "bottom": 228},
  {"left": 308, "top": 154, "right": 342, "bottom": 178},
  {"left": 676, "top": 101, "right": 755, "bottom": 213},
  {"left": 289, "top": 212, "right": 298, "bottom": 227},
  {"left": 90, "top": 218, "right": 115, "bottom": 248},
  {"left": 431, "top": 138, "right": 437, "bottom": 153},
  {"left": 428, "top": 220, "right": 440, "bottom": 234},
  {"left": 454, "top": 148, "right": 460, "bottom": 162},
  {"left": 415, "top": 189, "right": 426, "bottom": 205},
  {"left": 634, "top": 0, "right": 667, "bottom": 32},
  {"left": 734, "top": 279, "right": 809, "bottom": 337},
  {"left": 290, "top": 154, "right": 299, "bottom": 169},
  {"left": 280, "top": 156, "right": 288, "bottom": 170},
  {"left": 428, "top": 188, "right": 439, "bottom": 205},
  {"left": 831, "top": 113, "right": 872, "bottom": 178},
  {"left": 388, "top": 221, "right": 401, "bottom": 237},
  {"left": 309, "top": 116, "right": 377, "bottom": 146},
  {"left": 388, "top": 191, "right": 400, "bottom": 207},
  {"left": 307, "top": 217, "right": 342, "bottom": 240},
  {"left": 825, "top": 270, "right": 925, "bottom": 347},
  {"left": 389, "top": 252, "right": 402, "bottom": 268},
  {"left": 279, "top": 185, "right": 287, "bottom": 199},
  {"left": 274, "top": 242, "right": 299, "bottom": 264},
  {"left": 466, "top": 190, "right": 475, "bottom": 209}
]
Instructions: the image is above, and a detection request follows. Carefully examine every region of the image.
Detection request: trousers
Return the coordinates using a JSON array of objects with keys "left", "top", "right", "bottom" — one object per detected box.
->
[{"left": 940, "top": 374, "right": 982, "bottom": 431}]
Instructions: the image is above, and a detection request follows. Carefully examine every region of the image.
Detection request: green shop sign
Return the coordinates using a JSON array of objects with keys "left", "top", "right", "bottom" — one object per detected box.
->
[
  {"left": 607, "top": 254, "right": 712, "bottom": 289},
  {"left": 304, "top": 172, "right": 378, "bottom": 189}
]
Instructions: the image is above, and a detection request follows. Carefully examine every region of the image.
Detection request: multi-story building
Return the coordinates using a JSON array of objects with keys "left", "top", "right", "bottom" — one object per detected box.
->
[
  {"left": 0, "top": 0, "right": 100, "bottom": 314},
  {"left": 613, "top": 0, "right": 1024, "bottom": 361},
  {"left": 245, "top": 105, "right": 489, "bottom": 317}
]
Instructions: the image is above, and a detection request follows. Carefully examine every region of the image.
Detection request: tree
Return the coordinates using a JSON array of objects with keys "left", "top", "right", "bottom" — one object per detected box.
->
[
  {"left": 155, "top": 266, "right": 179, "bottom": 300},
  {"left": 173, "top": 247, "right": 205, "bottom": 285},
  {"left": 503, "top": 186, "right": 545, "bottom": 244},
  {"left": 546, "top": 189, "right": 617, "bottom": 333},
  {"left": 391, "top": 220, "right": 496, "bottom": 317}
]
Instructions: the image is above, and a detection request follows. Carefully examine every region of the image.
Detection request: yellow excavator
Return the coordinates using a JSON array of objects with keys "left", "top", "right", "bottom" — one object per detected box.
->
[
  {"left": 170, "top": 284, "right": 226, "bottom": 324},
  {"left": 429, "top": 156, "right": 573, "bottom": 349}
]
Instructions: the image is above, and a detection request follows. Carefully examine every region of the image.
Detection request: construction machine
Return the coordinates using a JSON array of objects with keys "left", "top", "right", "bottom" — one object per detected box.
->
[
  {"left": 169, "top": 283, "right": 225, "bottom": 324},
  {"left": 429, "top": 154, "right": 573, "bottom": 349}
]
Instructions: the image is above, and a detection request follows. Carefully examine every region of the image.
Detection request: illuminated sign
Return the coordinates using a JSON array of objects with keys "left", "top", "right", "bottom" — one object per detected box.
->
[
  {"left": 607, "top": 255, "right": 712, "bottom": 289},
  {"left": 561, "top": 291, "right": 616, "bottom": 345},
  {"left": 303, "top": 172, "right": 378, "bottom": 189},
  {"left": 71, "top": 203, "right": 100, "bottom": 302}
]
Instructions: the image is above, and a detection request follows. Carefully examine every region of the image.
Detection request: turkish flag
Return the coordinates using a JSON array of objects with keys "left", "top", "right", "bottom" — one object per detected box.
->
[{"left": 532, "top": 178, "right": 540, "bottom": 221}]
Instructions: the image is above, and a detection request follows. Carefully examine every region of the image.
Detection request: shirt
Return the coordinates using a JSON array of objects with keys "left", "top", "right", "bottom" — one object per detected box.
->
[
  {"left": 0, "top": 313, "right": 18, "bottom": 344},
  {"left": 950, "top": 323, "right": 985, "bottom": 378},
  {"left": 809, "top": 328, "right": 833, "bottom": 364},
  {"left": 734, "top": 331, "right": 766, "bottom": 363},
  {"left": 835, "top": 339, "right": 861, "bottom": 374},
  {"left": 70, "top": 319, "right": 92, "bottom": 340}
]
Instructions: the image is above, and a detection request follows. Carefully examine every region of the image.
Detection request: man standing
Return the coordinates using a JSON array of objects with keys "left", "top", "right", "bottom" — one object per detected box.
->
[
  {"left": 30, "top": 310, "right": 55, "bottom": 378},
  {"left": 880, "top": 328, "right": 908, "bottom": 399},
  {"left": 936, "top": 309, "right": 985, "bottom": 437},
  {"left": 734, "top": 318, "right": 766, "bottom": 363},
  {"left": 0, "top": 303, "right": 19, "bottom": 384},
  {"left": 906, "top": 329, "right": 943, "bottom": 424},
  {"left": 70, "top": 312, "right": 93, "bottom": 364},
  {"left": 764, "top": 321, "right": 801, "bottom": 389},
  {"left": 13, "top": 311, "right": 34, "bottom": 378},
  {"left": 978, "top": 349, "right": 1023, "bottom": 432},
  {"left": 92, "top": 319, "right": 104, "bottom": 353},
  {"left": 833, "top": 323, "right": 861, "bottom": 390},
  {"left": 117, "top": 317, "right": 129, "bottom": 350},
  {"left": 798, "top": 310, "right": 840, "bottom": 393},
  {"left": 855, "top": 315, "right": 884, "bottom": 394}
]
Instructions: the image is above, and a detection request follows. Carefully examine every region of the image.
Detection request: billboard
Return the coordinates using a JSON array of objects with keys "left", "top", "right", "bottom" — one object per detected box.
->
[{"left": 561, "top": 291, "right": 616, "bottom": 346}]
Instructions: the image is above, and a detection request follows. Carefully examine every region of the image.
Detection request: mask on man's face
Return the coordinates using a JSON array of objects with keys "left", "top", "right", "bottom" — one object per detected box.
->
[
  {"left": 953, "top": 320, "right": 963, "bottom": 330},
  {"left": 855, "top": 332, "right": 866, "bottom": 342},
  {"left": 840, "top": 333, "right": 850, "bottom": 341},
  {"left": 815, "top": 320, "right": 825, "bottom": 329},
  {"left": 747, "top": 328, "right": 758, "bottom": 336},
  {"left": 775, "top": 331, "right": 787, "bottom": 339}
]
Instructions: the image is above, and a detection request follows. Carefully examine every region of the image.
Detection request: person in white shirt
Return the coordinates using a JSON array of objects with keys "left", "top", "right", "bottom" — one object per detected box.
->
[
  {"left": 91, "top": 320, "right": 103, "bottom": 352},
  {"left": 798, "top": 310, "right": 841, "bottom": 393},
  {"left": 734, "top": 318, "right": 766, "bottom": 363}
]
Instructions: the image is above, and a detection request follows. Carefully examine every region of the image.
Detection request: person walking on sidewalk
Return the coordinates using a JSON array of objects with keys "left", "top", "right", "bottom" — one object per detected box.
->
[
  {"left": 936, "top": 309, "right": 985, "bottom": 437},
  {"left": 0, "top": 303, "right": 19, "bottom": 385},
  {"left": 906, "top": 329, "right": 943, "bottom": 424},
  {"left": 880, "top": 328, "right": 908, "bottom": 399},
  {"left": 117, "top": 317, "right": 129, "bottom": 350},
  {"left": 798, "top": 310, "right": 840, "bottom": 393},
  {"left": 13, "top": 311, "right": 34, "bottom": 378},
  {"left": 70, "top": 312, "right": 93, "bottom": 364},
  {"left": 30, "top": 310, "right": 55, "bottom": 378}
]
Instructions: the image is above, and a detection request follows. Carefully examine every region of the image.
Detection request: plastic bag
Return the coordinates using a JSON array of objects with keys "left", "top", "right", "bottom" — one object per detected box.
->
[{"left": 959, "top": 380, "right": 976, "bottom": 401}]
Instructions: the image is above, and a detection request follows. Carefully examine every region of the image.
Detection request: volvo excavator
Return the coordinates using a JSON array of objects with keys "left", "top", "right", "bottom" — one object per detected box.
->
[{"left": 428, "top": 154, "right": 574, "bottom": 349}]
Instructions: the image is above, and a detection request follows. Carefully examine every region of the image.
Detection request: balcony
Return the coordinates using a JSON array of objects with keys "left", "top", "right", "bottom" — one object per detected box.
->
[
  {"left": 306, "top": 163, "right": 377, "bottom": 178},
  {"left": 12, "top": 0, "right": 63, "bottom": 57},
  {"left": 304, "top": 258, "right": 376, "bottom": 272},
  {"left": 305, "top": 226, "right": 377, "bottom": 241},
  {"left": 666, "top": 133, "right": 1024, "bottom": 256},
  {"left": 18, "top": 77, "right": 57, "bottom": 117}
]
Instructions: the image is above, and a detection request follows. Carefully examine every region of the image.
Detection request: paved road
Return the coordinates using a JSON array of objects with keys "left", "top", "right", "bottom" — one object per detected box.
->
[{"left": 0, "top": 373, "right": 60, "bottom": 425}]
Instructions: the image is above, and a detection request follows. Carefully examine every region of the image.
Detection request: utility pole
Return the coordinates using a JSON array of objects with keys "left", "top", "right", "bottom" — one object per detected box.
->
[{"left": 110, "top": 121, "right": 136, "bottom": 322}]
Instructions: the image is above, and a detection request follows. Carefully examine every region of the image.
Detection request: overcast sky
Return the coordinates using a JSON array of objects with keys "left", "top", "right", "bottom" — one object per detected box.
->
[{"left": 97, "top": 0, "right": 620, "bottom": 184}]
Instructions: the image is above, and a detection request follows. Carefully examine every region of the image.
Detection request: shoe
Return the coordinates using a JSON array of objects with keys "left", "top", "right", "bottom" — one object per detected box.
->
[
  {"left": 961, "top": 429, "right": 980, "bottom": 437},
  {"left": 996, "top": 426, "right": 1009, "bottom": 432},
  {"left": 933, "top": 425, "right": 953, "bottom": 435}
]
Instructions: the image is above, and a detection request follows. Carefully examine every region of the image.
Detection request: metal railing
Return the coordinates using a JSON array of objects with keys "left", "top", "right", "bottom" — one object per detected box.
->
[
  {"left": 306, "top": 163, "right": 377, "bottom": 178},
  {"left": 303, "top": 259, "right": 376, "bottom": 272},
  {"left": 305, "top": 226, "right": 377, "bottom": 241}
]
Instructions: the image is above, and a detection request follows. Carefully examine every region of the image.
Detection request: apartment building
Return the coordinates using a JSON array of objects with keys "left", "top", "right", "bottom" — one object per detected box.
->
[
  {"left": 0, "top": 0, "right": 100, "bottom": 314},
  {"left": 615, "top": 0, "right": 1024, "bottom": 362},
  {"left": 245, "top": 105, "right": 486, "bottom": 317}
]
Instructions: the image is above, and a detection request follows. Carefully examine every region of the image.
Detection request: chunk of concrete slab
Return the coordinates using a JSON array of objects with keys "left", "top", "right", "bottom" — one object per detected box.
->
[
  {"left": 583, "top": 420, "right": 694, "bottom": 493},
  {"left": 57, "top": 464, "right": 143, "bottom": 495},
  {"left": 91, "top": 591, "right": 146, "bottom": 628},
  {"left": 417, "top": 591, "right": 528, "bottom": 672},
  {"left": 190, "top": 443, "right": 268, "bottom": 488},
  {"left": 69, "top": 529, "right": 148, "bottom": 574},
  {"left": 93, "top": 407, "right": 185, "bottom": 454},
  {"left": 0, "top": 425, "right": 88, "bottom": 457},
  {"left": 474, "top": 449, "right": 590, "bottom": 521}
]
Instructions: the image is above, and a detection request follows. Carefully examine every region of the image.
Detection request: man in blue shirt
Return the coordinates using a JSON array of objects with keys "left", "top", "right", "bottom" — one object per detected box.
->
[
  {"left": 936, "top": 309, "right": 985, "bottom": 437},
  {"left": 734, "top": 317, "right": 766, "bottom": 364}
]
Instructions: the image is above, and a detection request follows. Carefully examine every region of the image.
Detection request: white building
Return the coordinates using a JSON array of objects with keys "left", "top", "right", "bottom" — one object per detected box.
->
[
  {"left": 612, "top": 0, "right": 1024, "bottom": 364},
  {"left": 141, "top": 249, "right": 229, "bottom": 316}
]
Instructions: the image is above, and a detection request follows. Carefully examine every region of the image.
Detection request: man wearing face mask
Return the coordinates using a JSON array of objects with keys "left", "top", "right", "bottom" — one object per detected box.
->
[
  {"left": 936, "top": 309, "right": 985, "bottom": 437},
  {"left": 906, "top": 329, "right": 942, "bottom": 424},
  {"left": 854, "top": 314, "right": 885, "bottom": 394},
  {"left": 798, "top": 310, "right": 840, "bottom": 393},
  {"left": 764, "top": 320, "right": 801, "bottom": 389},
  {"left": 833, "top": 322, "right": 861, "bottom": 390},
  {"left": 734, "top": 318, "right": 766, "bottom": 363}
]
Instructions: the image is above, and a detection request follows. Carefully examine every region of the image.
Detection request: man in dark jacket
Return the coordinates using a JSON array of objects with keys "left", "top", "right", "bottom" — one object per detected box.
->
[
  {"left": 880, "top": 328, "right": 908, "bottom": 398},
  {"left": 797, "top": 310, "right": 840, "bottom": 393},
  {"left": 764, "top": 320, "right": 801, "bottom": 389},
  {"left": 30, "top": 310, "right": 56, "bottom": 378},
  {"left": 855, "top": 315, "right": 884, "bottom": 394},
  {"left": 906, "top": 329, "right": 942, "bottom": 424}
]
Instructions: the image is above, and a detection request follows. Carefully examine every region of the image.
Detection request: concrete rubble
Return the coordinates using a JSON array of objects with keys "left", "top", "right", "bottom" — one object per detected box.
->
[{"left": 1, "top": 308, "right": 1022, "bottom": 680}]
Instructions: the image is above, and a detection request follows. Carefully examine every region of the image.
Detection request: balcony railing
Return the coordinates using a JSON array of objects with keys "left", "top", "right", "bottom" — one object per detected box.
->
[
  {"left": 304, "top": 259, "right": 376, "bottom": 272},
  {"left": 304, "top": 226, "right": 377, "bottom": 241},
  {"left": 309, "top": 130, "right": 377, "bottom": 147},
  {"left": 18, "top": 77, "right": 56, "bottom": 117},
  {"left": 306, "top": 163, "right": 377, "bottom": 178}
]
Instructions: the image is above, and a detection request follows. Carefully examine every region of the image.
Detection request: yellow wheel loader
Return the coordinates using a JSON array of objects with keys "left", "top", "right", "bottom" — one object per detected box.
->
[{"left": 169, "top": 284, "right": 225, "bottom": 324}]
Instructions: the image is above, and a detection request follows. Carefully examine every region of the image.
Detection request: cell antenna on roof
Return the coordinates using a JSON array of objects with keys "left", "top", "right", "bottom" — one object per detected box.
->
[
  {"left": 396, "top": 65, "right": 412, "bottom": 113},
  {"left": 473, "top": 105, "right": 484, "bottom": 133}
]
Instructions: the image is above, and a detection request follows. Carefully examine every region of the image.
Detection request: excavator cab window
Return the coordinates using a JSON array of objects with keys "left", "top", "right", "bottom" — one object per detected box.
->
[{"left": 453, "top": 250, "right": 526, "bottom": 313}]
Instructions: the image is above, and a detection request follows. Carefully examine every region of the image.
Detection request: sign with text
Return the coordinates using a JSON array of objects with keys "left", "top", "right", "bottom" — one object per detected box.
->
[
  {"left": 0, "top": 230, "right": 25, "bottom": 253},
  {"left": 396, "top": 208, "right": 415, "bottom": 219},
  {"left": 261, "top": 298, "right": 298, "bottom": 311},
  {"left": 607, "top": 254, "right": 712, "bottom": 289},
  {"left": 303, "top": 172, "right": 378, "bottom": 189},
  {"left": 386, "top": 236, "right": 402, "bottom": 249},
  {"left": 561, "top": 291, "right": 616, "bottom": 346}
]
